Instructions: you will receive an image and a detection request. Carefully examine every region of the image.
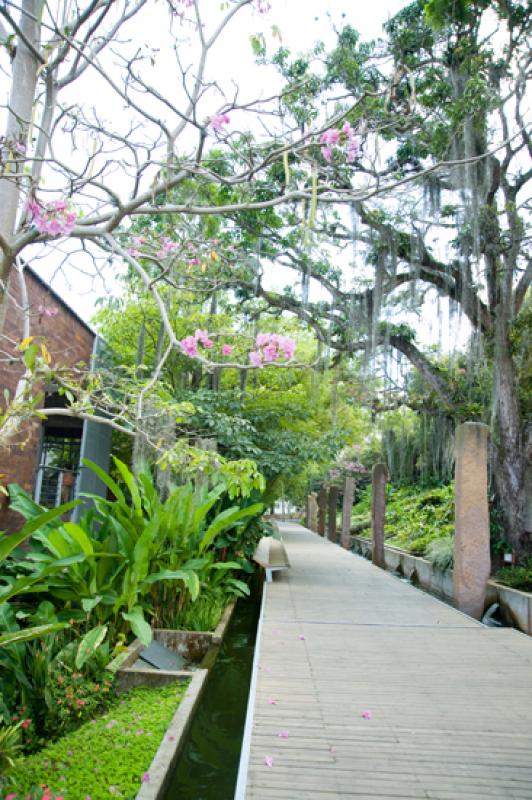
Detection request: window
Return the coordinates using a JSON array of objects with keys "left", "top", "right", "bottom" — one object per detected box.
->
[{"left": 35, "top": 427, "right": 82, "bottom": 507}]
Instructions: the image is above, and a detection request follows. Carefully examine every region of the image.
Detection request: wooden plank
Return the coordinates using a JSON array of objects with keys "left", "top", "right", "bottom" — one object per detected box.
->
[{"left": 241, "top": 522, "right": 532, "bottom": 800}]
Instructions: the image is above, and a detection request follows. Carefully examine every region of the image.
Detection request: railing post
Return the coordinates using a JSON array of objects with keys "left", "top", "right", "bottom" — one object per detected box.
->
[
  {"left": 453, "top": 422, "right": 490, "bottom": 619},
  {"left": 307, "top": 492, "right": 318, "bottom": 532},
  {"left": 317, "top": 486, "right": 327, "bottom": 537},
  {"left": 327, "top": 486, "right": 339, "bottom": 542},
  {"left": 371, "top": 463, "right": 388, "bottom": 568},
  {"left": 341, "top": 476, "right": 355, "bottom": 550}
]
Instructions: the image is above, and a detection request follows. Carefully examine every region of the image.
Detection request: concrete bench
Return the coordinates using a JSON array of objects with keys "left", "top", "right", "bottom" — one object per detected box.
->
[{"left": 253, "top": 536, "right": 290, "bottom": 582}]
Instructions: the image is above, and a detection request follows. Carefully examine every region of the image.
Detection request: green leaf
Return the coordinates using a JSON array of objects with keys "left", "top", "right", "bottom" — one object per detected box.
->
[
  {"left": 75, "top": 625, "right": 108, "bottom": 668},
  {"left": 81, "top": 595, "right": 102, "bottom": 613},
  {"left": 122, "top": 606, "right": 152, "bottom": 645},
  {"left": 199, "top": 503, "right": 264, "bottom": 554},
  {"left": 0, "top": 499, "right": 79, "bottom": 564},
  {"left": 63, "top": 522, "right": 95, "bottom": 556},
  {"left": 81, "top": 458, "right": 125, "bottom": 504},
  {"left": 0, "top": 622, "right": 67, "bottom": 648}
]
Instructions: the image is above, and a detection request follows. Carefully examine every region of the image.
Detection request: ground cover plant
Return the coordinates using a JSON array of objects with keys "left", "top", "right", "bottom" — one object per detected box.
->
[
  {"left": 494, "top": 559, "right": 532, "bottom": 594},
  {"left": 352, "top": 483, "right": 454, "bottom": 557},
  {"left": 2, "top": 682, "right": 190, "bottom": 800}
]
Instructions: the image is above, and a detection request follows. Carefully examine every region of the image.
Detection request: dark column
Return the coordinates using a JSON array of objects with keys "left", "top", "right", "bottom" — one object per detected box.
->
[
  {"left": 341, "top": 476, "right": 355, "bottom": 550},
  {"left": 327, "top": 486, "right": 339, "bottom": 543},
  {"left": 318, "top": 486, "right": 327, "bottom": 537},
  {"left": 371, "top": 463, "right": 388, "bottom": 568}
]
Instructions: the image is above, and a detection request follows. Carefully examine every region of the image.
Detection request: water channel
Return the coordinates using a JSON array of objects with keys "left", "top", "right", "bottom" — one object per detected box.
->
[{"left": 162, "top": 575, "right": 262, "bottom": 800}]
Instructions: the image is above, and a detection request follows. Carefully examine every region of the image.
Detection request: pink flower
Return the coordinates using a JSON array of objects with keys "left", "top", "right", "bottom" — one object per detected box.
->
[
  {"left": 320, "top": 129, "right": 340, "bottom": 146},
  {"left": 21, "top": 718, "right": 31, "bottom": 729},
  {"left": 264, "top": 756, "right": 274, "bottom": 767},
  {"left": 187, "top": 257, "right": 201, "bottom": 266},
  {"left": 278, "top": 729, "right": 289, "bottom": 738},
  {"left": 222, "top": 344, "right": 234, "bottom": 356},
  {"left": 127, "top": 247, "right": 140, "bottom": 257},
  {"left": 342, "top": 121, "right": 353, "bottom": 138},
  {"left": 14, "top": 142, "right": 26, "bottom": 154},
  {"left": 180, "top": 336, "right": 199, "bottom": 357},
  {"left": 255, "top": 332, "right": 271, "bottom": 347},
  {"left": 132, "top": 236, "right": 145, "bottom": 246},
  {"left": 279, "top": 337, "right": 295, "bottom": 360},
  {"left": 322, "top": 146, "right": 333, "bottom": 162},
  {"left": 346, "top": 139, "right": 359, "bottom": 163},
  {"left": 249, "top": 350, "right": 263, "bottom": 368},
  {"left": 5, "top": 793, "right": 18, "bottom": 799},
  {"left": 54, "top": 199, "right": 67, "bottom": 212},
  {"left": 262, "top": 343, "right": 279, "bottom": 362},
  {"left": 209, "top": 113, "right": 230, "bottom": 133},
  {"left": 142, "top": 772, "right": 150, "bottom": 783},
  {"left": 38, "top": 304, "right": 59, "bottom": 317},
  {"left": 361, "top": 710, "right": 373, "bottom": 720}
]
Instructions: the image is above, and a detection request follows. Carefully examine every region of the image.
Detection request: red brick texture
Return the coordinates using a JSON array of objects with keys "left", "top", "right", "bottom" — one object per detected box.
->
[{"left": 0, "top": 269, "right": 94, "bottom": 530}]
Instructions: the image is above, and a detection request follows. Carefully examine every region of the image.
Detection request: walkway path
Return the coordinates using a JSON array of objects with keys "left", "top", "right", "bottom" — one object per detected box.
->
[{"left": 237, "top": 522, "right": 532, "bottom": 799}]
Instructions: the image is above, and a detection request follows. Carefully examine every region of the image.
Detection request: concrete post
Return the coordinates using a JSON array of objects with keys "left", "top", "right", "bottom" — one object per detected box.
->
[
  {"left": 327, "top": 486, "right": 339, "bottom": 543},
  {"left": 307, "top": 493, "right": 318, "bottom": 532},
  {"left": 372, "top": 463, "right": 388, "bottom": 568},
  {"left": 453, "top": 422, "right": 491, "bottom": 619},
  {"left": 317, "top": 487, "right": 327, "bottom": 537},
  {"left": 341, "top": 476, "right": 355, "bottom": 550}
]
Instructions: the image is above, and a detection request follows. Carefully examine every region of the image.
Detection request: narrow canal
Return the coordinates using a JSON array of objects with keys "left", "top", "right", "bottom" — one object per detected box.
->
[{"left": 162, "top": 576, "right": 262, "bottom": 800}]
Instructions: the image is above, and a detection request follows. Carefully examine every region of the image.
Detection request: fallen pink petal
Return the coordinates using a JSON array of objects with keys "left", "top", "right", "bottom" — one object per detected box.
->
[
  {"left": 362, "top": 710, "right": 373, "bottom": 720},
  {"left": 298, "top": 634, "right": 305, "bottom": 640},
  {"left": 267, "top": 698, "right": 278, "bottom": 705},
  {"left": 278, "top": 729, "right": 289, "bottom": 738},
  {"left": 264, "top": 756, "right": 274, "bottom": 767}
]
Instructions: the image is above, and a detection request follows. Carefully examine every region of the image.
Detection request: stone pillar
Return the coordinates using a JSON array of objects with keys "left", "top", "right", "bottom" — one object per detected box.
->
[
  {"left": 341, "top": 476, "right": 355, "bottom": 550},
  {"left": 307, "top": 493, "right": 318, "bottom": 532},
  {"left": 327, "top": 486, "right": 339, "bottom": 543},
  {"left": 453, "top": 422, "right": 490, "bottom": 620},
  {"left": 371, "top": 463, "right": 388, "bottom": 568},
  {"left": 317, "top": 487, "right": 327, "bottom": 537}
]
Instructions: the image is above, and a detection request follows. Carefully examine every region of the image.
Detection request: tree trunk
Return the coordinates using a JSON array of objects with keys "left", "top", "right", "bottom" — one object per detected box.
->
[
  {"left": 492, "top": 316, "right": 527, "bottom": 552},
  {"left": 0, "top": 0, "right": 42, "bottom": 334}
]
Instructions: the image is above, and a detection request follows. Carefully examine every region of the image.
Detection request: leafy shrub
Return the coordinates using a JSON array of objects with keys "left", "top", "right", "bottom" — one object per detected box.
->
[
  {"left": 426, "top": 535, "right": 454, "bottom": 572},
  {"left": 494, "top": 558, "right": 532, "bottom": 593},
  {"left": 0, "top": 722, "right": 23, "bottom": 772},
  {"left": 3, "top": 683, "right": 189, "bottom": 800},
  {"left": 350, "top": 483, "right": 454, "bottom": 555}
]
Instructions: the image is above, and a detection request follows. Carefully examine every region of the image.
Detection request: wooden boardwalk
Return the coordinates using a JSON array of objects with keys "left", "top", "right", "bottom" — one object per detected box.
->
[{"left": 237, "top": 523, "right": 532, "bottom": 799}]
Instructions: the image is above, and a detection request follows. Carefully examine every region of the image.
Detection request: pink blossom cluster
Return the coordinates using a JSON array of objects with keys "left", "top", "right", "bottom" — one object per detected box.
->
[
  {"left": 320, "top": 121, "right": 359, "bottom": 164},
  {"left": 249, "top": 333, "right": 296, "bottom": 367},
  {"left": 180, "top": 328, "right": 215, "bottom": 358},
  {"left": 156, "top": 237, "right": 177, "bottom": 258},
  {"left": 208, "top": 113, "right": 230, "bottom": 133},
  {"left": 27, "top": 198, "right": 77, "bottom": 237},
  {"left": 38, "top": 304, "right": 59, "bottom": 318},
  {"left": 126, "top": 234, "right": 178, "bottom": 259}
]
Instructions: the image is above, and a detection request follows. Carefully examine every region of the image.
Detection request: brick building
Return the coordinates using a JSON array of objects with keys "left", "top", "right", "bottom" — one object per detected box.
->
[{"left": 0, "top": 266, "right": 111, "bottom": 531}]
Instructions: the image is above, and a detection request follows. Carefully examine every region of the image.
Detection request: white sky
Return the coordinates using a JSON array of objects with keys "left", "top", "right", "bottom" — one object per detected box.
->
[
  {"left": 3, "top": 0, "right": 470, "bottom": 355},
  {"left": 18, "top": 0, "right": 407, "bottom": 325}
]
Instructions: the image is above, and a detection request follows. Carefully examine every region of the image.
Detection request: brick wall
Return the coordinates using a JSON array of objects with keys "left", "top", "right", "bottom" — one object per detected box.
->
[{"left": 0, "top": 268, "right": 95, "bottom": 530}]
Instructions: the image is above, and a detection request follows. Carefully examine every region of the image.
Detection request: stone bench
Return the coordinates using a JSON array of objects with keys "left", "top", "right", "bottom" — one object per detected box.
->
[{"left": 253, "top": 536, "right": 290, "bottom": 582}]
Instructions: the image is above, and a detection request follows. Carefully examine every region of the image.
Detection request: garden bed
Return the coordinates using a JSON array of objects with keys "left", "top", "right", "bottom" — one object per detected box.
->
[
  {"left": 108, "top": 602, "right": 236, "bottom": 692},
  {"left": 3, "top": 677, "right": 208, "bottom": 800},
  {"left": 350, "top": 536, "right": 532, "bottom": 635}
]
